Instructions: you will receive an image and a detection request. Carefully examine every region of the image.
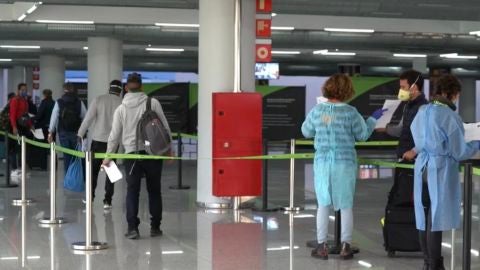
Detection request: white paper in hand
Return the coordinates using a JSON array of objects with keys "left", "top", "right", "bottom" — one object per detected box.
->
[
  {"left": 102, "top": 161, "right": 123, "bottom": 183},
  {"left": 375, "top": 100, "right": 402, "bottom": 129},
  {"left": 33, "top": 129, "right": 44, "bottom": 140},
  {"left": 463, "top": 123, "right": 480, "bottom": 142}
]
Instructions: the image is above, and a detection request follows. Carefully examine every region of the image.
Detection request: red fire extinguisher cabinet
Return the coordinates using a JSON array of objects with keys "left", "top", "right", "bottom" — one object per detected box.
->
[{"left": 212, "top": 92, "right": 262, "bottom": 197}]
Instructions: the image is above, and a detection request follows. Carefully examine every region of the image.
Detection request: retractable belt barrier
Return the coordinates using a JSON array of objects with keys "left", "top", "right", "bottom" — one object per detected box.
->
[{"left": 1, "top": 130, "right": 477, "bottom": 269}]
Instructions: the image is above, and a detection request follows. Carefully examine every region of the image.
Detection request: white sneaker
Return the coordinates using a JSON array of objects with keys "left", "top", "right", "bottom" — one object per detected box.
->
[
  {"left": 10, "top": 169, "right": 21, "bottom": 178},
  {"left": 103, "top": 203, "right": 112, "bottom": 210}
]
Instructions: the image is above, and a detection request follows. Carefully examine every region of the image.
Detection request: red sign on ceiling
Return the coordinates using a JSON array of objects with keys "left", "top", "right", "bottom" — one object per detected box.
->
[
  {"left": 256, "top": 0, "right": 272, "bottom": 13},
  {"left": 256, "top": 19, "right": 272, "bottom": 37},
  {"left": 256, "top": 44, "right": 272, "bottom": 63}
]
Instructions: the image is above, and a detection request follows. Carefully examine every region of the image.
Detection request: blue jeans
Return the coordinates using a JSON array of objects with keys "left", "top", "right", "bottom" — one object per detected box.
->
[{"left": 58, "top": 132, "right": 78, "bottom": 175}]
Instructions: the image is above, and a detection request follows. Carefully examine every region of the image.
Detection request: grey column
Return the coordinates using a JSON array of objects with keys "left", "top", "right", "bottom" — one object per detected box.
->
[
  {"left": 197, "top": 0, "right": 256, "bottom": 206},
  {"left": 87, "top": 37, "right": 123, "bottom": 104},
  {"left": 459, "top": 77, "right": 476, "bottom": 123},
  {"left": 40, "top": 55, "right": 65, "bottom": 100}
]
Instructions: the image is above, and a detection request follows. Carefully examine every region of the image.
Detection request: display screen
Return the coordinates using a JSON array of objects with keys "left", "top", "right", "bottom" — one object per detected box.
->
[{"left": 255, "top": 63, "right": 279, "bottom": 80}]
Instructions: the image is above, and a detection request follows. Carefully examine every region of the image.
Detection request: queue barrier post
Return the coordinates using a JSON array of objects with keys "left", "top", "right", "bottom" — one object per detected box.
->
[
  {"left": 169, "top": 132, "right": 190, "bottom": 190},
  {"left": 0, "top": 130, "right": 17, "bottom": 188},
  {"left": 463, "top": 163, "right": 473, "bottom": 270},
  {"left": 12, "top": 136, "right": 33, "bottom": 205},
  {"left": 72, "top": 151, "right": 107, "bottom": 251},
  {"left": 40, "top": 142, "right": 65, "bottom": 225},
  {"left": 282, "top": 139, "right": 303, "bottom": 212}
]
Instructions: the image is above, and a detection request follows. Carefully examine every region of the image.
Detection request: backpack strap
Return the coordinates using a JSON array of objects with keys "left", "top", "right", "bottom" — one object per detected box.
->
[{"left": 147, "top": 97, "right": 152, "bottom": 112}]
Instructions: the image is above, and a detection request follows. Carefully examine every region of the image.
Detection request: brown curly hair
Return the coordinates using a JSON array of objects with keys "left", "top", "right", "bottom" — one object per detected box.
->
[
  {"left": 322, "top": 74, "right": 355, "bottom": 102},
  {"left": 435, "top": 74, "right": 461, "bottom": 100}
]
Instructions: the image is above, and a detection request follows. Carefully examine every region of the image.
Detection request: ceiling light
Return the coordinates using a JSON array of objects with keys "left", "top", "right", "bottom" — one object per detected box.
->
[
  {"left": 162, "top": 251, "right": 184, "bottom": 255},
  {"left": 0, "top": 45, "right": 40, "bottom": 49},
  {"left": 324, "top": 28, "right": 375, "bottom": 33},
  {"left": 0, "top": 59, "right": 12, "bottom": 62},
  {"left": 17, "top": 14, "right": 27, "bottom": 21},
  {"left": 155, "top": 23, "right": 199, "bottom": 28},
  {"left": 271, "top": 51, "right": 301, "bottom": 55},
  {"left": 293, "top": 214, "right": 315, "bottom": 218},
  {"left": 313, "top": 49, "right": 356, "bottom": 56},
  {"left": 271, "top": 13, "right": 277, "bottom": 17},
  {"left": 83, "top": 47, "right": 88, "bottom": 50},
  {"left": 36, "top": 20, "right": 94, "bottom": 24},
  {"left": 393, "top": 53, "right": 427, "bottom": 58},
  {"left": 440, "top": 53, "right": 477, "bottom": 59},
  {"left": 27, "top": 2, "right": 42, "bottom": 14},
  {"left": 271, "top": 26, "right": 294, "bottom": 31},
  {"left": 146, "top": 48, "right": 185, "bottom": 52},
  {"left": 469, "top": 31, "right": 480, "bottom": 36}
]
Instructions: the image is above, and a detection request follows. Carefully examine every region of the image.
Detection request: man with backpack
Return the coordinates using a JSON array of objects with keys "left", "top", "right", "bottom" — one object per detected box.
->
[
  {"left": 8, "top": 83, "right": 33, "bottom": 178},
  {"left": 104, "top": 73, "right": 172, "bottom": 240},
  {"left": 77, "top": 80, "right": 122, "bottom": 209},
  {"left": 48, "top": 83, "right": 87, "bottom": 175}
]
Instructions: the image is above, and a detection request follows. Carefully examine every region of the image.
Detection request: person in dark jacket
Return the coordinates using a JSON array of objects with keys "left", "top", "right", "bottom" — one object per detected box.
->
[
  {"left": 48, "top": 83, "right": 87, "bottom": 175},
  {"left": 34, "top": 89, "right": 55, "bottom": 140}
]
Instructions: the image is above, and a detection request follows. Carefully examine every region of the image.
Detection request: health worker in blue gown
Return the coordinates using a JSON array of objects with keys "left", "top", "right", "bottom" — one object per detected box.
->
[
  {"left": 408, "top": 74, "right": 480, "bottom": 270},
  {"left": 302, "top": 74, "right": 386, "bottom": 260}
]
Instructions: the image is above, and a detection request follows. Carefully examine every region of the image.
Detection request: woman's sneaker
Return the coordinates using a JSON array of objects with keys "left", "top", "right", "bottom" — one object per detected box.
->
[
  {"left": 311, "top": 243, "right": 329, "bottom": 260},
  {"left": 340, "top": 242, "right": 354, "bottom": 260}
]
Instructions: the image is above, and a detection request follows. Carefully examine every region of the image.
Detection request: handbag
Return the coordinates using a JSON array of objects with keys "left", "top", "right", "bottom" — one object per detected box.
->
[{"left": 63, "top": 144, "right": 85, "bottom": 192}]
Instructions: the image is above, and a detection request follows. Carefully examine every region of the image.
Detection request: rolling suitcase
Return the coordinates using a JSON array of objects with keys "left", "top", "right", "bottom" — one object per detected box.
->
[
  {"left": 383, "top": 206, "right": 421, "bottom": 257},
  {"left": 382, "top": 163, "right": 420, "bottom": 257},
  {"left": 27, "top": 138, "right": 48, "bottom": 170}
]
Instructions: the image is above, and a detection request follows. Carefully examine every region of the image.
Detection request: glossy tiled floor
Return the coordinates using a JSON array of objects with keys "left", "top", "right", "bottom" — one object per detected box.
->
[{"left": 0, "top": 156, "right": 478, "bottom": 270}]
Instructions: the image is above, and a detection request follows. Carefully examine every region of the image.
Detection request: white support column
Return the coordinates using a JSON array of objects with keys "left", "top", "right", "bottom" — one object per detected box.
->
[
  {"left": 39, "top": 55, "right": 65, "bottom": 100},
  {"left": 7, "top": 66, "right": 26, "bottom": 94},
  {"left": 0, "top": 69, "right": 7, "bottom": 108},
  {"left": 197, "top": 0, "right": 256, "bottom": 207},
  {"left": 459, "top": 77, "right": 476, "bottom": 123},
  {"left": 87, "top": 37, "right": 123, "bottom": 104}
]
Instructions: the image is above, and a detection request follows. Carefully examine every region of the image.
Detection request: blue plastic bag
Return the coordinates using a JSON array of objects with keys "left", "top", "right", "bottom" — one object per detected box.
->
[{"left": 63, "top": 144, "right": 85, "bottom": 192}]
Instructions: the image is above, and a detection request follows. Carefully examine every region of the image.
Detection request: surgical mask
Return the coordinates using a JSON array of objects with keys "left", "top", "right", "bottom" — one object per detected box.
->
[
  {"left": 20, "top": 92, "right": 28, "bottom": 98},
  {"left": 397, "top": 75, "right": 420, "bottom": 102},
  {"left": 397, "top": 88, "right": 411, "bottom": 101}
]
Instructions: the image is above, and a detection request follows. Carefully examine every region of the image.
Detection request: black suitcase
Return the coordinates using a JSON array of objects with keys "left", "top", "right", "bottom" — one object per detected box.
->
[
  {"left": 27, "top": 139, "right": 48, "bottom": 170},
  {"left": 388, "top": 166, "right": 414, "bottom": 207},
  {"left": 383, "top": 206, "right": 421, "bottom": 257}
]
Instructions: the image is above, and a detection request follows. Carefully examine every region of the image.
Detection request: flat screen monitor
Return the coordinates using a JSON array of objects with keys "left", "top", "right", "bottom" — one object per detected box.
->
[{"left": 255, "top": 63, "right": 279, "bottom": 80}]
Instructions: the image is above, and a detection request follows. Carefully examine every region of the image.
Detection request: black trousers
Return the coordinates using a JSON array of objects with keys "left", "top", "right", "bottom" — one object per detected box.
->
[
  {"left": 8, "top": 127, "right": 32, "bottom": 170},
  {"left": 124, "top": 155, "right": 163, "bottom": 230},
  {"left": 419, "top": 179, "right": 443, "bottom": 265},
  {"left": 90, "top": 140, "right": 115, "bottom": 204}
]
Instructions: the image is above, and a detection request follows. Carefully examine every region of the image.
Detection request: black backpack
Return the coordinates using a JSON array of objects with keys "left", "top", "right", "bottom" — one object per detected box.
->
[
  {"left": 58, "top": 98, "right": 82, "bottom": 132},
  {"left": 136, "top": 98, "right": 171, "bottom": 155},
  {"left": 0, "top": 103, "right": 10, "bottom": 131}
]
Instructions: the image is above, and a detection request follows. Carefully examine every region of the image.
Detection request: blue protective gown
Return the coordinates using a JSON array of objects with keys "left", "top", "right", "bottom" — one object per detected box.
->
[
  {"left": 302, "top": 102, "right": 376, "bottom": 210},
  {"left": 411, "top": 103, "right": 479, "bottom": 231}
]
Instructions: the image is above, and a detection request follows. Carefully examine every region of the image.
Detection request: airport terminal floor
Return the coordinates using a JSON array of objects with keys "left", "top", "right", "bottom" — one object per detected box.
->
[{"left": 0, "top": 151, "right": 478, "bottom": 270}]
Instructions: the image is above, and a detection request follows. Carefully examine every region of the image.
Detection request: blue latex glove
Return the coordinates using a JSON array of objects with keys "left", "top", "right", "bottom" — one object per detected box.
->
[{"left": 371, "top": 108, "right": 388, "bottom": 120}]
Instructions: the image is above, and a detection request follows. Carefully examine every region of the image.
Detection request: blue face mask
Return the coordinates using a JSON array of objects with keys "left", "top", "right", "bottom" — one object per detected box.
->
[{"left": 20, "top": 92, "right": 28, "bottom": 97}]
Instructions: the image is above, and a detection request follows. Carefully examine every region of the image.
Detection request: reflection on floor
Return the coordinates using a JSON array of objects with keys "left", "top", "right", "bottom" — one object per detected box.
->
[{"left": 0, "top": 159, "right": 478, "bottom": 270}]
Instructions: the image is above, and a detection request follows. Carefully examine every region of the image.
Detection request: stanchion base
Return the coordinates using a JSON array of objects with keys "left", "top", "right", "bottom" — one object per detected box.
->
[
  {"left": 196, "top": 201, "right": 231, "bottom": 209},
  {"left": 0, "top": 183, "right": 18, "bottom": 188},
  {"left": 252, "top": 207, "right": 280, "bottom": 212},
  {"left": 169, "top": 185, "right": 191, "bottom": 190},
  {"left": 281, "top": 206, "right": 304, "bottom": 212},
  {"left": 71, "top": 241, "right": 108, "bottom": 251},
  {"left": 39, "top": 217, "right": 66, "bottom": 225},
  {"left": 12, "top": 199, "right": 34, "bottom": 206}
]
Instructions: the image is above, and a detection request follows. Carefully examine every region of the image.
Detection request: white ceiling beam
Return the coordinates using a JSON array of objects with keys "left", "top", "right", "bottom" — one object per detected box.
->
[
  {"left": 3, "top": 4, "right": 480, "bottom": 35},
  {"left": 25, "top": 5, "right": 199, "bottom": 25}
]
